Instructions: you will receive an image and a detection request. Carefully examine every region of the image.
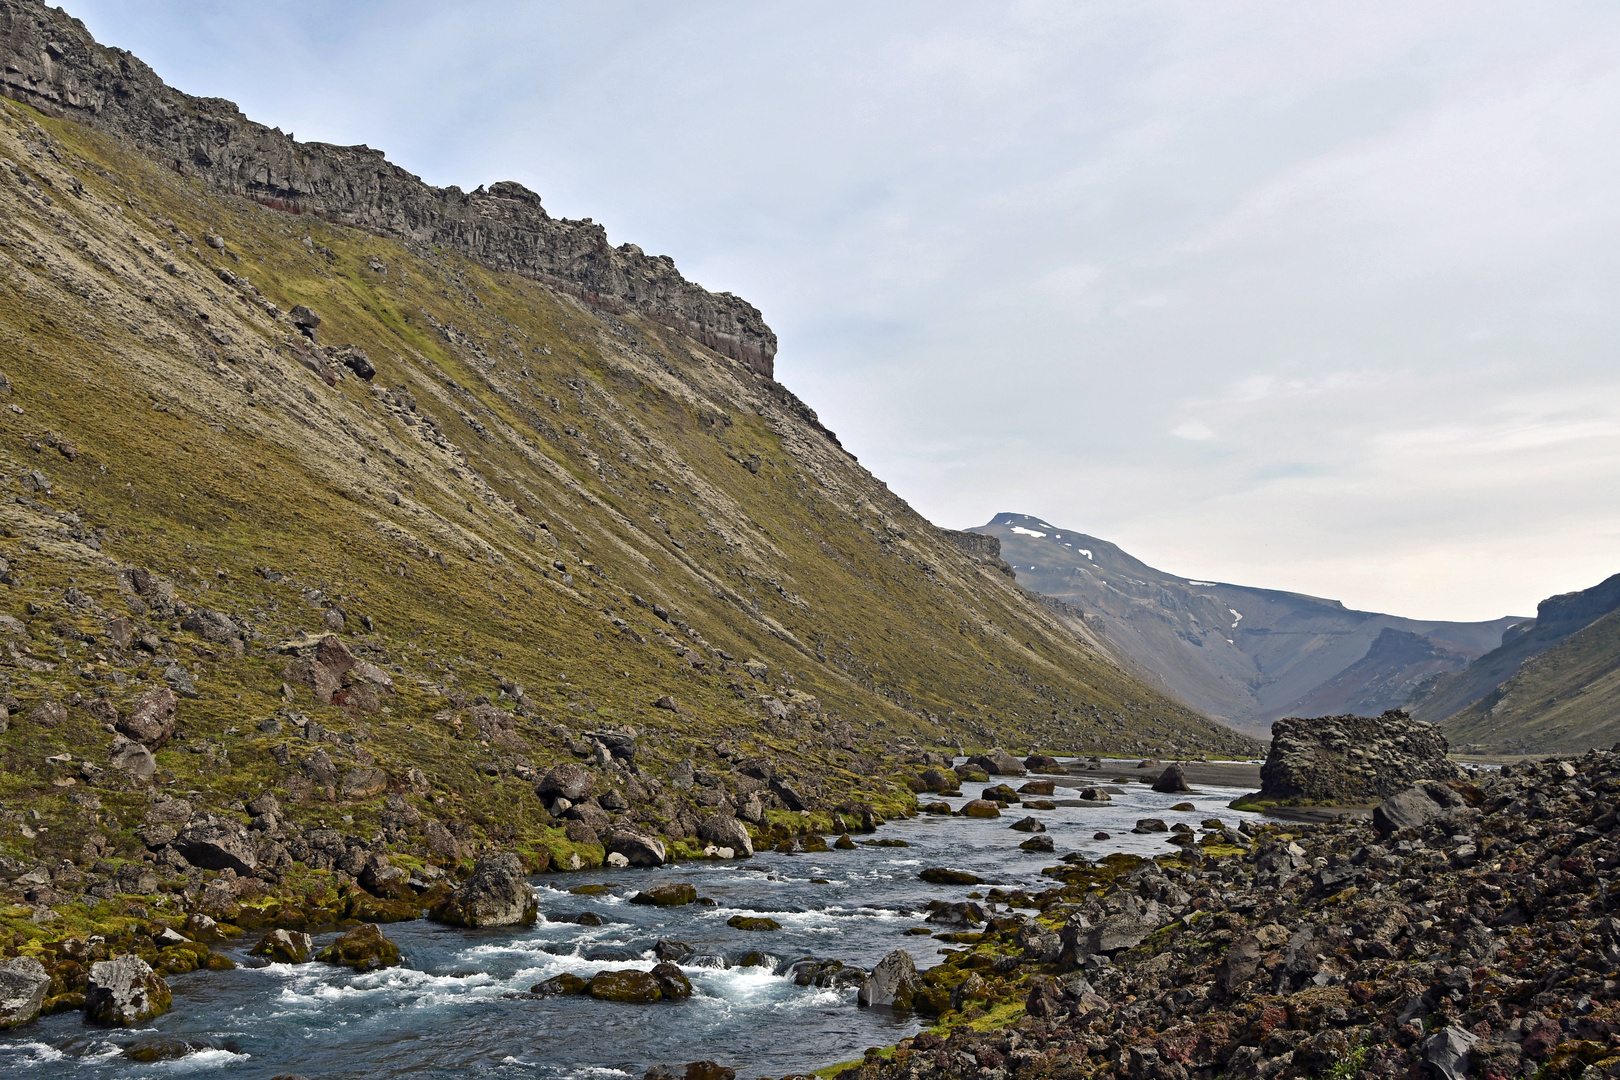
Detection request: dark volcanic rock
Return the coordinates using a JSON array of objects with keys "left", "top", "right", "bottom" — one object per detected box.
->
[
  {"left": 1255, "top": 709, "right": 1462, "bottom": 805},
  {"left": 429, "top": 853, "right": 538, "bottom": 927}
]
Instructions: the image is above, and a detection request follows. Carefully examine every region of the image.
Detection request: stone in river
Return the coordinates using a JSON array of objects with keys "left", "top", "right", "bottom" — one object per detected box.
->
[
  {"left": 1151, "top": 763, "right": 1193, "bottom": 793},
  {"left": 919, "top": 867, "right": 983, "bottom": 885},
  {"left": 631, "top": 883, "right": 697, "bottom": 907},
  {"left": 1009, "top": 816, "right": 1046, "bottom": 832},
  {"left": 857, "top": 948, "right": 923, "bottom": 1009},
  {"left": 958, "top": 799, "right": 1001, "bottom": 819},
  {"left": 84, "top": 955, "right": 172, "bottom": 1026}
]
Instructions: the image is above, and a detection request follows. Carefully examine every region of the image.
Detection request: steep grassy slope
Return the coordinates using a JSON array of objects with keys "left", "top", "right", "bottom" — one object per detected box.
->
[
  {"left": 0, "top": 75, "right": 1254, "bottom": 894},
  {"left": 1411, "top": 573, "right": 1620, "bottom": 728},
  {"left": 1442, "top": 607, "right": 1620, "bottom": 754}
]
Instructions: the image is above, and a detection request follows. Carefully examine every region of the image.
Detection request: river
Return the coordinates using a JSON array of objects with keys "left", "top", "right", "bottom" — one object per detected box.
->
[{"left": 0, "top": 761, "right": 1265, "bottom": 1079}]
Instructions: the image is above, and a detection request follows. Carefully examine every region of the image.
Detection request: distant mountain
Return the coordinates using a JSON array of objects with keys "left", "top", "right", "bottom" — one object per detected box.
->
[
  {"left": 973, "top": 513, "right": 1523, "bottom": 738},
  {"left": 1410, "top": 573, "right": 1620, "bottom": 727},
  {"left": 1439, "top": 606, "right": 1620, "bottom": 755}
]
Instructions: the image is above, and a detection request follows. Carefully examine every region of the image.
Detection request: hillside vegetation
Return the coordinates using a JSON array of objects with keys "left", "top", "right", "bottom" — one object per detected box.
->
[{"left": 0, "top": 25, "right": 1254, "bottom": 921}]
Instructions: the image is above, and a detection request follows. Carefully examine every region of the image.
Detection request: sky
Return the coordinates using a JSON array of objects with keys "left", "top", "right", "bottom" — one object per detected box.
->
[{"left": 64, "top": 1, "right": 1620, "bottom": 622}]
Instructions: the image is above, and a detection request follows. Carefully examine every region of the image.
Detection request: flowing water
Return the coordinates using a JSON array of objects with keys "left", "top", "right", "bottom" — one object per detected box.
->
[{"left": 0, "top": 763, "right": 1264, "bottom": 1079}]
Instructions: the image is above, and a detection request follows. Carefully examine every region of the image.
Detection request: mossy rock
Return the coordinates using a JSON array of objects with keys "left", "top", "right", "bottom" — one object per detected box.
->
[
  {"left": 957, "top": 800, "right": 1002, "bottom": 819},
  {"left": 727, "top": 915, "right": 781, "bottom": 932},
  {"left": 862, "top": 838, "right": 911, "bottom": 847},
  {"left": 904, "top": 927, "right": 933, "bottom": 936},
  {"left": 955, "top": 769, "right": 991, "bottom": 783},
  {"left": 587, "top": 969, "right": 662, "bottom": 1002},
  {"left": 834, "top": 834, "right": 857, "bottom": 850},
  {"left": 250, "top": 929, "right": 314, "bottom": 964},
  {"left": 982, "top": 784, "right": 1020, "bottom": 803},
  {"left": 630, "top": 883, "right": 697, "bottom": 907},
  {"left": 569, "top": 884, "right": 612, "bottom": 895},
  {"left": 315, "top": 923, "right": 402, "bottom": 972},
  {"left": 531, "top": 972, "right": 590, "bottom": 996},
  {"left": 347, "top": 892, "right": 425, "bottom": 923},
  {"left": 920, "top": 868, "right": 984, "bottom": 886}
]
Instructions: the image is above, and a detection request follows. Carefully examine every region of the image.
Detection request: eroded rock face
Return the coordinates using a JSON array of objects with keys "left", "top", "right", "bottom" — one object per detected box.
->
[
  {"left": 84, "top": 955, "right": 172, "bottom": 1027},
  {"left": 0, "top": 956, "right": 48, "bottom": 1029},
  {"left": 0, "top": 11, "right": 777, "bottom": 377},
  {"left": 1256, "top": 710, "right": 1462, "bottom": 805},
  {"left": 429, "top": 853, "right": 538, "bottom": 927}
]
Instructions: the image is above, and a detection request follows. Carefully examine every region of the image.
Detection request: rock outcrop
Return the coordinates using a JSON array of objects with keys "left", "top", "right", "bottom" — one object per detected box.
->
[
  {"left": 1252, "top": 710, "right": 1461, "bottom": 805},
  {"left": 0, "top": 3, "right": 777, "bottom": 377}
]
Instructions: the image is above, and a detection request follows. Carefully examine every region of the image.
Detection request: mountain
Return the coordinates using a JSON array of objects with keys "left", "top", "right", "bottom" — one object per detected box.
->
[
  {"left": 1414, "top": 574, "right": 1620, "bottom": 753},
  {"left": 0, "top": 0, "right": 1258, "bottom": 889},
  {"left": 1409, "top": 573, "right": 1620, "bottom": 727},
  {"left": 972, "top": 513, "right": 1523, "bottom": 738}
]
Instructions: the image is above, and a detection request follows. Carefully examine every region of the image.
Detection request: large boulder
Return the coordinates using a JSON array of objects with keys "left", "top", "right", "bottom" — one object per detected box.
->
[
  {"left": 108, "top": 736, "right": 156, "bottom": 779},
  {"left": 537, "top": 762, "right": 595, "bottom": 803},
  {"left": 174, "top": 813, "right": 257, "bottom": 874},
  {"left": 966, "top": 750, "right": 1027, "bottom": 776},
  {"left": 429, "top": 853, "right": 538, "bottom": 927},
  {"left": 315, "top": 924, "right": 401, "bottom": 972},
  {"left": 1151, "top": 763, "right": 1192, "bottom": 793},
  {"left": 115, "top": 687, "right": 178, "bottom": 747},
  {"left": 1253, "top": 710, "right": 1462, "bottom": 806},
  {"left": 857, "top": 949, "right": 922, "bottom": 1009},
  {"left": 588, "top": 969, "right": 664, "bottom": 1002},
  {"left": 696, "top": 814, "right": 754, "bottom": 858},
  {"left": 84, "top": 955, "right": 172, "bottom": 1027},
  {"left": 0, "top": 956, "right": 49, "bottom": 1029},
  {"left": 250, "top": 929, "right": 314, "bottom": 964},
  {"left": 180, "top": 609, "right": 239, "bottom": 644},
  {"left": 1373, "top": 783, "right": 1467, "bottom": 836},
  {"left": 605, "top": 828, "right": 666, "bottom": 868},
  {"left": 1086, "top": 913, "right": 1160, "bottom": 954}
]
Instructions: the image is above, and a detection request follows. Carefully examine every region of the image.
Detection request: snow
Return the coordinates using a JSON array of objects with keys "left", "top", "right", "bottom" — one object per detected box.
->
[
  {"left": 1229, "top": 608, "right": 1243, "bottom": 628},
  {"left": 1076, "top": 549, "right": 1093, "bottom": 561},
  {"left": 1010, "top": 526, "right": 1047, "bottom": 537},
  {"left": 1188, "top": 580, "right": 1216, "bottom": 587}
]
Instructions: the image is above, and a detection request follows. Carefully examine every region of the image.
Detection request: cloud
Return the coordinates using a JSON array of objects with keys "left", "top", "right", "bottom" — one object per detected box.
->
[{"left": 64, "top": 0, "right": 1620, "bottom": 621}]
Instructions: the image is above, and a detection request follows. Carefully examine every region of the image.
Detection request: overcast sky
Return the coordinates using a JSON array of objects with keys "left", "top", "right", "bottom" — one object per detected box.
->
[{"left": 66, "top": 1, "right": 1620, "bottom": 621}]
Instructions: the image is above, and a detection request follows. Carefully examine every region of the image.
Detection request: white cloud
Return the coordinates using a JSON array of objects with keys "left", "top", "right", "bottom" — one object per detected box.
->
[{"left": 66, "top": 0, "right": 1620, "bottom": 620}]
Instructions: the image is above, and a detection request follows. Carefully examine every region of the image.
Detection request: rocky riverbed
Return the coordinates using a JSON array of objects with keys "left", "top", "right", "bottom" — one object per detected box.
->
[{"left": 836, "top": 748, "right": 1620, "bottom": 1080}]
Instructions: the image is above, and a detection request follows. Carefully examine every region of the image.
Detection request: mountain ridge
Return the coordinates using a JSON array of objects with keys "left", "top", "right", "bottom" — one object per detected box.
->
[{"left": 973, "top": 512, "right": 1524, "bottom": 738}]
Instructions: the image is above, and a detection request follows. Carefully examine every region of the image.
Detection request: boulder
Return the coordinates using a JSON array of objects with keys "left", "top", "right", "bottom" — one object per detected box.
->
[
  {"left": 1018, "top": 780, "right": 1056, "bottom": 796},
  {"left": 531, "top": 972, "right": 590, "bottom": 996},
  {"left": 84, "top": 955, "right": 172, "bottom": 1027},
  {"left": 429, "top": 853, "right": 538, "bottom": 927},
  {"left": 1373, "top": 784, "right": 1452, "bottom": 836},
  {"left": 1025, "top": 754, "right": 1063, "bottom": 771},
  {"left": 697, "top": 814, "right": 754, "bottom": 858},
  {"left": 1079, "top": 787, "right": 1112, "bottom": 802},
  {"left": 0, "top": 956, "right": 49, "bottom": 1029},
  {"left": 1132, "top": 818, "right": 1168, "bottom": 833},
  {"left": 1010, "top": 816, "right": 1046, "bottom": 833},
  {"left": 250, "top": 929, "right": 314, "bottom": 963},
  {"left": 917, "top": 767, "right": 960, "bottom": 793},
  {"left": 1255, "top": 710, "right": 1462, "bottom": 806},
  {"left": 726, "top": 915, "right": 781, "bottom": 932},
  {"left": 116, "top": 687, "right": 178, "bottom": 747},
  {"left": 315, "top": 924, "right": 402, "bottom": 972},
  {"left": 1425, "top": 1025, "right": 1480, "bottom": 1080},
  {"left": 180, "top": 609, "right": 238, "bottom": 644},
  {"left": 174, "top": 813, "right": 257, "bottom": 874},
  {"left": 536, "top": 762, "right": 594, "bottom": 802},
  {"left": 982, "top": 784, "right": 1020, "bottom": 803},
  {"left": 631, "top": 884, "right": 697, "bottom": 907},
  {"left": 340, "top": 767, "right": 388, "bottom": 800},
  {"left": 966, "top": 750, "right": 1027, "bottom": 776},
  {"left": 857, "top": 949, "right": 922, "bottom": 1009},
  {"left": 1151, "top": 763, "right": 1192, "bottom": 793},
  {"left": 919, "top": 867, "right": 984, "bottom": 885},
  {"left": 650, "top": 961, "right": 693, "bottom": 999},
  {"left": 1019, "top": 835, "right": 1055, "bottom": 853},
  {"left": 588, "top": 969, "right": 664, "bottom": 1002},
  {"left": 605, "top": 828, "right": 666, "bottom": 868},
  {"left": 958, "top": 799, "right": 1001, "bottom": 819},
  {"left": 108, "top": 736, "right": 156, "bottom": 779},
  {"left": 654, "top": 939, "right": 695, "bottom": 962},
  {"left": 1087, "top": 913, "right": 1160, "bottom": 954}
]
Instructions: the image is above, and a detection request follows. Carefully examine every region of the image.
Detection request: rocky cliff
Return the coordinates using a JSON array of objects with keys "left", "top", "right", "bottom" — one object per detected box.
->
[{"left": 0, "top": 0, "right": 776, "bottom": 376}]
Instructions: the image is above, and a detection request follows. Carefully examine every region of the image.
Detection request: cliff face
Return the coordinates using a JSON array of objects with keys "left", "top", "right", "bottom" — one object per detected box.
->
[{"left": 0, "top": 0, "right": 777, "bottom": 376}]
